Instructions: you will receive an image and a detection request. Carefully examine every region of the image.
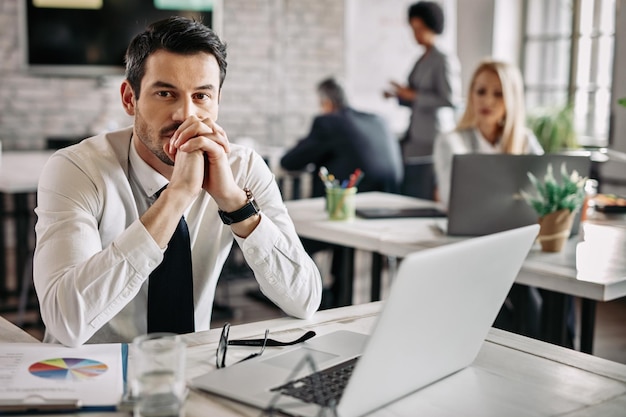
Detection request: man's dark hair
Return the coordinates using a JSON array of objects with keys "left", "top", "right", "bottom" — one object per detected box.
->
[
  {"left": 317, "top": 78, "right": 348, "bottom": 110},
  {"left": 408, "top": 1, "right": 445, "bottom": 34},
  {"left": 125, "top": 16, "right": 227, "bottom": 98}
]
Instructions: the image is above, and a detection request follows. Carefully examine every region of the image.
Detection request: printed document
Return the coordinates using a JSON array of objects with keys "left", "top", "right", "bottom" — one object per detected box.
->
[{"left": 0, "top": 343, "right": 124, "bottom": 408}]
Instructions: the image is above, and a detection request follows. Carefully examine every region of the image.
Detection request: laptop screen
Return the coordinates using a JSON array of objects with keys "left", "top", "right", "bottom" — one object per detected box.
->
[{"left": 446, "top": 154, "right": 591, "bottom": 236}]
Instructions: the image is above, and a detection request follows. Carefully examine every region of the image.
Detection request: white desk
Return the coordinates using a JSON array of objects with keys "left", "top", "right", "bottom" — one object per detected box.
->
[
  {"left": 0, "top": 315, "right": 39, "bottom": 343},
  {"left": 285, "top": 192, "right": 626, "bottom": 353},
  {"left": 2, "top": 303, "right": 626, "bottom": 416}
]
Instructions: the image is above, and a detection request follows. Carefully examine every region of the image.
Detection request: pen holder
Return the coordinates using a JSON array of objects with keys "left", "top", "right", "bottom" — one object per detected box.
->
[{"left": 326, "top": 187, "right": 357, "bottom": 221}]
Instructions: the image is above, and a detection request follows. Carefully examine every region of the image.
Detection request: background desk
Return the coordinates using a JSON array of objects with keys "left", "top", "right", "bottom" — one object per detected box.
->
[
  {"left": 0, "top": 151, "right": 54, "bottom": 309},
  {"left": 517, "top": 222, "right": 626, "bottom": 353},
  {"left": 2, "top": 303, "right": 626, "bottom": 416},
  {"left": 285, "top": 192, "right": 626, "bottom": 354}
]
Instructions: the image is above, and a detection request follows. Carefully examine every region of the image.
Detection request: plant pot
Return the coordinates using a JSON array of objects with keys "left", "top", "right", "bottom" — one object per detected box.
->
[{"left": 537, "top": 209, "right": 576, "bottom": 252}]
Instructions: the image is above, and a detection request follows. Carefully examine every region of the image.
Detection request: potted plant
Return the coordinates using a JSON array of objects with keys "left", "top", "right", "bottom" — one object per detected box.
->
[
  {"left": 521, "top": 163, "right": 587, "bottom": 252},
  {"left": 527, "top": 104, "right": 579, "bottom": 153}
]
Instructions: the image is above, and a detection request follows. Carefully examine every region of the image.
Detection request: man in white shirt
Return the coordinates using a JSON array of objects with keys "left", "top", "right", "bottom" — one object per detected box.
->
[{"left": 34, "top": 16, "right": 322, "bottom": 347}]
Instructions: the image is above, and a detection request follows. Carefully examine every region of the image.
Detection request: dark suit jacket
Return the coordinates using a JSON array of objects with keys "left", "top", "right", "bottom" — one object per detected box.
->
[{"left": 281, "top": 108, "right": 404, "bottom": 198}]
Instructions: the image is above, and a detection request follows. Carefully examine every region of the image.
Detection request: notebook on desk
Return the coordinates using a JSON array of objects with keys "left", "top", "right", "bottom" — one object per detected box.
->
[
  {"left": 190, "top": 224, "right": 539, "bottom": 417},
  {"left": 446, "top": 154, "right": 591, "bottom": 236}
]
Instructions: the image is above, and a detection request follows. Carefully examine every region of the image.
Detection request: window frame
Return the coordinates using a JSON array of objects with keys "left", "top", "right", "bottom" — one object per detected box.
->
[{"left": 521, "top": 0, "right": 615, "bottom": 148}]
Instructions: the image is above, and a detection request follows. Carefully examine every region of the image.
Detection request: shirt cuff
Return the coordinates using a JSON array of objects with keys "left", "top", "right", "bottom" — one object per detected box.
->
[
  {"left": 114, "top": 219, "right": 164, "bottom": 277},
  {"left": 234, "top": 213, "right": 279, "bottom": 258}
]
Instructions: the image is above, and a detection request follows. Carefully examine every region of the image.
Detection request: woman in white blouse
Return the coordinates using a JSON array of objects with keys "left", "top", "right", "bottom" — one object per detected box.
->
[{"left": 434, "top": 59, "right": 544, "bottom": 208}]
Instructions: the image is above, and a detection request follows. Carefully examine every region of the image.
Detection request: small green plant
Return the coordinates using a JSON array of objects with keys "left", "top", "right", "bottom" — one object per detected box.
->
[
  {"left": 520, "top": 163, "right": 587, "bottom": 218},
  {"left": 527, "top": 105, "right": 578, "bottom": 153}
]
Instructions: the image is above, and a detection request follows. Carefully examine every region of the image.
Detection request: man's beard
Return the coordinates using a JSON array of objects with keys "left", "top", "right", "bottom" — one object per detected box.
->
[
  {"left": 152, "top": 146, "right": 174, "bottom": 166},
  {"left": 134, "top": 110, "right": 177, "bottom": 166}
]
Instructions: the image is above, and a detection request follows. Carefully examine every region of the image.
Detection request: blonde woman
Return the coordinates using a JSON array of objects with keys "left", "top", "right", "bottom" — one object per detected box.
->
[{"left": 433, "top": 59, "right": 544, "bottom": 207}]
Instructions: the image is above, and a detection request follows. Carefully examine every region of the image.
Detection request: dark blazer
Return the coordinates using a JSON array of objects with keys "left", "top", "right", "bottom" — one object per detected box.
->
[{"left": 281, "top": 108, "right": 404, "bottom": 198}]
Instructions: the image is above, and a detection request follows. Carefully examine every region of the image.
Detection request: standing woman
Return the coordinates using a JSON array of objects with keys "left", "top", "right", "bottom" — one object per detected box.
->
[
  {"left": 434, "top": 59, "right": 544, "bottom": 208},
  {"left": 384, "top": 1, "right": 461, "bottom": 160}
]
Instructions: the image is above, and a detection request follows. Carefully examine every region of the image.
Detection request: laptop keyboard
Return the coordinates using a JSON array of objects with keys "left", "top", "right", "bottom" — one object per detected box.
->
[{"left": 270, "top": 357, "right": 359, "bottom": 407}]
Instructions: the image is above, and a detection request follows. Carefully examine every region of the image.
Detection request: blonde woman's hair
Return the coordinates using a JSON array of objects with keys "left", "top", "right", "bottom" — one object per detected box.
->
[{"left": 456, "top": 59, "right": 527, "bottom": 154}]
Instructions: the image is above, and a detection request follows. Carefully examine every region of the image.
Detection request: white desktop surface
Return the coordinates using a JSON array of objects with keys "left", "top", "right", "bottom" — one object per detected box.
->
[
  {"left": 2, "top": 303, "right": 625, "bottom": 416},
  {"left": 285, "top": 192, "right": 453, "bottom": 253},
  {"left": 0, "top": 316, "right": 39, "bottom": 343}
]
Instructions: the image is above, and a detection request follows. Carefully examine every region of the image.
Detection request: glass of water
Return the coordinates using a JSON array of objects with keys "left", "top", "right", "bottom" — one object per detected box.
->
[{"left": 131, "top": 333, "right": 186, "bottom": 417}]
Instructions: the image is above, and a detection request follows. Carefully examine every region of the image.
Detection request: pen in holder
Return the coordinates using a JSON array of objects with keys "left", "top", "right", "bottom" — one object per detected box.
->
[{"left": 326, "top": 187, "right": 357, "bottom": 221}]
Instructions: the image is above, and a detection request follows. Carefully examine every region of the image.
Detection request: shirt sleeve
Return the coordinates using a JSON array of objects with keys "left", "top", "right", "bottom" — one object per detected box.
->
[
  {"left": 34, "top": 153, "right": 162, "bottom": 347},
  {"left": 433, "top": 130, "right": 469, "bottom": 209},
  {"left": 233, "top": 150, "right": 322, "bottom": 319}
]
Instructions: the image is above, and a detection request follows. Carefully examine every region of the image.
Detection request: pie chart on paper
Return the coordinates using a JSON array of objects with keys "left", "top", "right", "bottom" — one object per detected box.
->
[{"left": 28, "top": 358, "right": 108, "bottom": 381}]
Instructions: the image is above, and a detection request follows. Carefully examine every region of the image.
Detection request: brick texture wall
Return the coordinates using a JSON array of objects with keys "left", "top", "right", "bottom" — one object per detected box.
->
[{"left": 0, "top": 0, "right": 345, "bottom": 150}]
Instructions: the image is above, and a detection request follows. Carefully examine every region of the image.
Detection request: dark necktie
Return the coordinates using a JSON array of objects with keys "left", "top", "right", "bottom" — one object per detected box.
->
[{"left": 147, "top": 188, "right": 195, "bottom": 334}]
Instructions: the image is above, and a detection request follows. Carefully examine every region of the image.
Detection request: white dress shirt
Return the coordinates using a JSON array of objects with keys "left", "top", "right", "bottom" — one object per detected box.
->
[
  {"left": 433, "top": 127, "right": 544, "bottom": 208},
  {"left": 34, "top": 126, "right": 322, "bottom": 346}
]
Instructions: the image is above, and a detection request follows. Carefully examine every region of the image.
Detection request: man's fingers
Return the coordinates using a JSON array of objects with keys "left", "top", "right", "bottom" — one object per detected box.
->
[
  {"left": 203, "top": 117, "right": 230, "bottom": 153},
  {"left": 170, "top": 116, "right": 230, "bottom": 153},
  {"left": 178, "top": 136, "right": 225, "bottom": 158},
  {"left": 172, "top": 123, "right": 212, "bottom": 148},
  {"left": 163, "top": 142, "right": 177, "bottom": 161}
]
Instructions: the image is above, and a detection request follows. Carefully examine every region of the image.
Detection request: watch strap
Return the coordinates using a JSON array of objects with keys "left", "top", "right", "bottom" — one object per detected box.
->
[{"left": 218, "top": 188, "right": 260, "bottom": 225}]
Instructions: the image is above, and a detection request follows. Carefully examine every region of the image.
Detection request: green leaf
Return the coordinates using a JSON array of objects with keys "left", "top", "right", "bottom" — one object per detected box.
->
[
  {"left": 527, "top": 105, "right": 579, "bottom": 152},
  {"left": 520, "top": 163, "right": 587, "bottom": 216}
]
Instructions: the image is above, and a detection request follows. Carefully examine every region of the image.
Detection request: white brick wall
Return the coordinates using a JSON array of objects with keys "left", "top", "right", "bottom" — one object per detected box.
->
[{"left": 0, "top": 0, "right": 345, "bottom": 149}]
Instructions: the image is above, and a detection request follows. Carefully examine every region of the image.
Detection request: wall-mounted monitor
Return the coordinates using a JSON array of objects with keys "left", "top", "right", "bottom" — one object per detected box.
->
[{"left": 21, "top": 0, "right": 221, "bottom": 77}]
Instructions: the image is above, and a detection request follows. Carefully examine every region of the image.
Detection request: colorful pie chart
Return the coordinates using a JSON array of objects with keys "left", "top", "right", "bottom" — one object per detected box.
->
[{"left": 28, "top": 358, "right": 108, "bottom": 381}]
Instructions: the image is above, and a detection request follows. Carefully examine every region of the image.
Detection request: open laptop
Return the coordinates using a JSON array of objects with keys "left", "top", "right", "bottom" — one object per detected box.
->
[
  {"left": 190, "top": 224, "right": 539, "bottom": 417},
  {"left": 446, "top": 154, "right": 591, "bottom": 236}
]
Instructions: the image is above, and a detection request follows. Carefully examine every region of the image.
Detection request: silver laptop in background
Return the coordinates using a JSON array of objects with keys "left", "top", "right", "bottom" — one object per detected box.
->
[
  {"left": 446, "top": 154, "right": 591, "bottom": 236},
  {"left": 190, "top": 225, "right": 540, "bottom": 417}
]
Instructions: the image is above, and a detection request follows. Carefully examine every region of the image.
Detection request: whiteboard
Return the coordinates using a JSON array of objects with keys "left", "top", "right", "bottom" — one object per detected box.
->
[{"left": 344, "top": 0, "right": 456, "bottom": 136}]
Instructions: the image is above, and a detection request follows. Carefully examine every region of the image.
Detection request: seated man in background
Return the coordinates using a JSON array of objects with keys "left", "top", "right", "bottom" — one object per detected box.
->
[
  {"left": 281, "top": 78, "right": 403, "bottom": 307},
  {"left": 281, "top": 78, "right": 404, "bottom": 197},
  {"left": 34, "top": 16, "right": 321, "bottom": 347}
]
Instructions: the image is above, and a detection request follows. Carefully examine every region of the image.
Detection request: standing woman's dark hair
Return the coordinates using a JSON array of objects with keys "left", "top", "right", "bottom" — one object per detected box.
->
[
  {"left": 124, "top": 16, "right": 227, "bottom": 98},
  {"left": 408, "top": 1, "right": 445, "bottom": 34}
]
